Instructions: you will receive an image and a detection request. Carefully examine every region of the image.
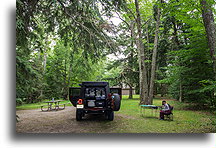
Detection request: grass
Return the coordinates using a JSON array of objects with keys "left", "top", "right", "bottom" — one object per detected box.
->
[
  {"left": 114, "top": 96, "right": 216, "bottom": 133},
  {"left": 16, "top": 95, "right": 216, "bottom": 133}
]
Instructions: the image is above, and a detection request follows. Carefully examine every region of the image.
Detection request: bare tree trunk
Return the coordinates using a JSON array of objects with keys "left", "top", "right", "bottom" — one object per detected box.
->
[
  {"left": 43, "top": 48, "right": 47, "bottom": 75},
  {"left": 39, "top": 49, "right": 47, "bottom": 98},
  {"left": 146, "top": 22, "right": 151, "bottom": 93},
  {"left": 128, "top": 22, "right": 135, "bottom": 100},
  {"left": 40, "top": 36, "right": 48, "bottom": 98},
  {"left": 135, "top": 0, "right": 149, "bottom": 104},
  {"left": 172, "top": 18, "right": 180, "bottom": 48},
  {"left": 161, "top": 83, "right": 165, "bottom": 97},
  {"left": 179, "top": 81, "right": 182, "bottom": 102},
  {"left": 62, "top": 57, "right": 68, "bottom": 99},
  {"left": 43, "top": 35, "right": 49, "bottom": 75},
  {"left": 67, "top": 50, "right": 74, "bottom": 86},
  {"left": 200, "top": 0, "right": 216, "bottom": 106},
  {"left": 149, "top": 5, "right": 161, "bottom": 104},
  {"left": 67, "top": 63, "right": 72, "bottom": 85},
  {"left": 129, "top": 85, "right": 133, "bottom": 99}
]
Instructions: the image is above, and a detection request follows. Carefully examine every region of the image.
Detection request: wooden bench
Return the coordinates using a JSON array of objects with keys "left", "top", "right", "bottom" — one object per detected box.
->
[
  {"left": 41, "top": 100, "right": 66, "bottom": 111},
  {"left": 54, "top": 104, "right": 66, "bottom": 110},
  {"left": 41, "top": 104, "right": 52, "bottom": 111}
]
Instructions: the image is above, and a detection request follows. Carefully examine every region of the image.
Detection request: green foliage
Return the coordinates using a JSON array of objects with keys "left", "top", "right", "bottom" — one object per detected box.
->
[
  {"left": 16, "top": 98, "right": 24, "bottom": 106},
  {"left": 16, "top": 0, "right": 117, "bottom": 103},
  {"left": 101, "top": 60, "right": 122, "bottom": 86},
  {"left": 16, "top": 0, "right": 216, "bottom": 110}
]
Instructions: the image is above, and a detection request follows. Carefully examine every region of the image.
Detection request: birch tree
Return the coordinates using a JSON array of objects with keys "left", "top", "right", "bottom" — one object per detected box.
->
[
  {"left": 149, "top": 4, "right": 161, "bottom": 104},
  {"left": 135, "top": 0, "right": 149, "bottom": 104},
  {"left": 200, "top": 0, "right": 216, "bottom": 79}
]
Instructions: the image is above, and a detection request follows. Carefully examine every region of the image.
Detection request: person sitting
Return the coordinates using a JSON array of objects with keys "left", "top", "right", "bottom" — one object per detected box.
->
[{"left": 159, "top": 100, "right": 171, "bottom": 120}]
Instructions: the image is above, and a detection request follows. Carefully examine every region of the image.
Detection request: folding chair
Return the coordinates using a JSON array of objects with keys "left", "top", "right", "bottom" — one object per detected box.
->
[{"left": 164, "top": 106, "right": 174, "bottom": 121}]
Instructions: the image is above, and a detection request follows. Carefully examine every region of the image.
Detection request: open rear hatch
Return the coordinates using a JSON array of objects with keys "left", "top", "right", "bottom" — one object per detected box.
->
[
  {"left": 110, "top": 87, "right": 122, "bottom": 99},
  {"left": 69, "top": 87, "right": 81, "bottom": 107}
]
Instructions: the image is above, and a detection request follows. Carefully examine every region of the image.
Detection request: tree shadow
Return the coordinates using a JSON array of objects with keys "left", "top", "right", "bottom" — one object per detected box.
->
[{"left": 140, "top": 115, "right": 158, "bottom": 119}]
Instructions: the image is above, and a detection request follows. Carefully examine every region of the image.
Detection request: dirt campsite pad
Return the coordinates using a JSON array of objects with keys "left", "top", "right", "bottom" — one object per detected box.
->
[{"left": 16, "top": 107, "right": 130, "bottom": 133}]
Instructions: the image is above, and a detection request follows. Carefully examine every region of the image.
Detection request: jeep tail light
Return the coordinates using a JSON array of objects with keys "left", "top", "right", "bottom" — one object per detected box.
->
[{"left": 78, "top": 99, "right": 83, "bottom": 104}]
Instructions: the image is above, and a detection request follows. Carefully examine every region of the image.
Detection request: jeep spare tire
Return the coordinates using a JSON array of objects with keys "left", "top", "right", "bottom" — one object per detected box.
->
[{"left": 113, "top": 93, "right": 121, "bottom": 111}]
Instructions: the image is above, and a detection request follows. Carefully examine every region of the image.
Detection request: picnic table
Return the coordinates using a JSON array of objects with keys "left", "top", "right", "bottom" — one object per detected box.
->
[
  {"left": 140, "top": 105, "right": 161, "bottom": 117},
  {"left": 41, "top": 100, "right": 66, "bottom": 111}
]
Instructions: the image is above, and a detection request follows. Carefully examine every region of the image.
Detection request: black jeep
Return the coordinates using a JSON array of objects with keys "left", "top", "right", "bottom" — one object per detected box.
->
[{"left": 69, "top": 81, "right": 121, "bottom": 121}]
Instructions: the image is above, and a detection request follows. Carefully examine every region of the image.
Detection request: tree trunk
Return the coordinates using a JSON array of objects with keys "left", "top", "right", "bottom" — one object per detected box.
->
[
  {"left": 135, "top": 0, "right": 149, "bottom": 104},
  {"left": 172, "top": 18, "right": 180, "bottom": 48},
  {"left": 43, "top": 35, "right": 49, "bottom": 75},
  {"left": 128, "top": 85, "right": 133, "bottom": 99},
  {"left": 149, "top": 5, "right": 161, "bottom": 104},
  {"left": 67, "top": 50, "right": 74, "bottom": 86},
  {"left": 146, "top": 22, "right": 151, "bottom": 93},
  {"left": 200, "top": 0, "right": 216, "bottom": 106},
  {"left": 161, "top": 83, "right": 165, "bottom": 97},
  {"left": 179, "top": 81, "right": 182, "bottom": 102},
  {"left": 62, "top": 57, "right": 67, "bottom": 100},
  {"left": 43, "top": 48, "right": 47, "bottom": 75},
  {"left": 40, "top": 40, "right": 48, "bottom": 98}
]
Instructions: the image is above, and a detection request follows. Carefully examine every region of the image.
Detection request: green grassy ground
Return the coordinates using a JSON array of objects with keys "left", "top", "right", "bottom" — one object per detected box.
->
[
  {"left": 16, "top": 95, "right": 216, "bottom": 133},
  {"left": 114, "top": 96, "right": 216, "bottom": 133}
]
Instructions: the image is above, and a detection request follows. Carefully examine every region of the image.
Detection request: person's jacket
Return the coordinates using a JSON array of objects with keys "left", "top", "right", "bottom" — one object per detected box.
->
[{"left": 162, "top": 103, "right": 170, "bottom": 111}]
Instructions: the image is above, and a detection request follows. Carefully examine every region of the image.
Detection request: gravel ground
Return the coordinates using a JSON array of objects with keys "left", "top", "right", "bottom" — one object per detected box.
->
[{"left": 16, "top": 107, "right": 126, "bottom": 133}]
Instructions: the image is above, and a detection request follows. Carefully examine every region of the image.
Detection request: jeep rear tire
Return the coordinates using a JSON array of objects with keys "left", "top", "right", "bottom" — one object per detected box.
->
[
  {"left": 76, "top": 109, "right": 82, "bottom": 121},
  {"left": 113, "top": 93, "right": 121, "bottom": 111},
  {"left": 107, "top": 111, "right": 114, "bottom": 121}
]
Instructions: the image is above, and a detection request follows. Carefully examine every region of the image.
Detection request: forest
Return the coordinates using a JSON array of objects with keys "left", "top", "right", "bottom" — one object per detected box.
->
[{"left": 16, "top": 0, "right": 216, "bottom": 110}]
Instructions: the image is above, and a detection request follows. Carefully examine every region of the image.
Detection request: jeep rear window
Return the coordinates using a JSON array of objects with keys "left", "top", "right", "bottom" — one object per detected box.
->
[{"left": 85, "top": 87, "right": 106, "bottom": 97}]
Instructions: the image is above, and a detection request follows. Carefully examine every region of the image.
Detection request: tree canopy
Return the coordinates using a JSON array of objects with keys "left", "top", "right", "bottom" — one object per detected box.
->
[{"left": 16, "top": 0, "right": 216, "bottom": 109}]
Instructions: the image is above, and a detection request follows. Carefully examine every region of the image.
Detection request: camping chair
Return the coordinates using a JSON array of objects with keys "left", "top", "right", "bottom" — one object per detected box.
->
[{"left": 164, "top": 106, "right": 174, "bottom": 121}]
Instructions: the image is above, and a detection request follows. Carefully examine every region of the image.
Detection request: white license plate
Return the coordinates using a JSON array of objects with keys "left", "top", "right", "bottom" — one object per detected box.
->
[{"left": 77, "top": 104, "right": 84, "bottom": 108}]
